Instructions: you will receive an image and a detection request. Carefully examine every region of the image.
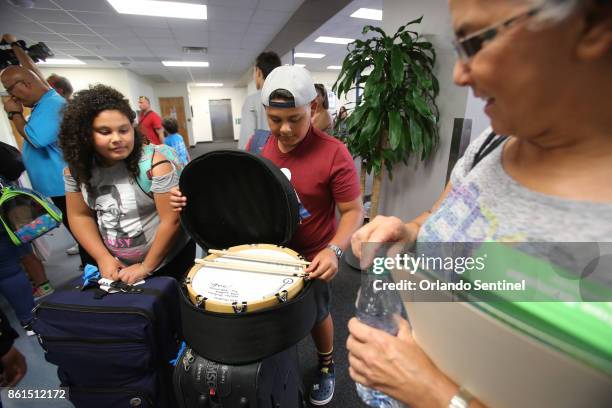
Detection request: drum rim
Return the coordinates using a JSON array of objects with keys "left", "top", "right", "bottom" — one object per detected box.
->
[{"left": 185, "top": 244, "right": 306, "bottom": 314}]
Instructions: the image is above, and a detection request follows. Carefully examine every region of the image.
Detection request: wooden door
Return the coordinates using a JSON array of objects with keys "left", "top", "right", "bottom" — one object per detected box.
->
[{"left": 159, "top": 97, "right": 190, "bottom": 147}]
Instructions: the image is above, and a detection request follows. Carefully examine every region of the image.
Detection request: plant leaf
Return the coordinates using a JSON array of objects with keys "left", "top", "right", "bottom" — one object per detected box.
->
[
  {"left": 409, "top": 113, "right": 423, "bottom": 155},
  {"left": 390, "top": 45, "right": 404, "bottom": 88},
  {"left": 388, "top": 111, "right": 402, "bottom": 150}
]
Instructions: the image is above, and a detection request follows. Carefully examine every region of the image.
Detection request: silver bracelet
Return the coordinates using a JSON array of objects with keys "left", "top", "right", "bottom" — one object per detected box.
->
[{"left": 448, "top": 387, "right": 473, "bottom": 408}]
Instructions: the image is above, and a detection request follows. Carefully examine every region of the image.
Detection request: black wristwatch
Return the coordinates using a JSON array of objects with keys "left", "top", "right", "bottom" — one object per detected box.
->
[
  {"left": 327, "top": 244, "right": 343, "bottom": 260},
  {"left": 7, "top": 111, "right": 22, "bottom": 121}
]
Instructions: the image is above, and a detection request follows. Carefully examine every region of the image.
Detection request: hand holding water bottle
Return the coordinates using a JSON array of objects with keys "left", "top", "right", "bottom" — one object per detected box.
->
[
  {"left": 348, "top": 272, "right": 459, "bottom": 408},
  {"left": 352, "top": 271, "right": 405, "bottom": 407},
  {"left": 348, "top": 316, "right": 460, "bottom": 408}
]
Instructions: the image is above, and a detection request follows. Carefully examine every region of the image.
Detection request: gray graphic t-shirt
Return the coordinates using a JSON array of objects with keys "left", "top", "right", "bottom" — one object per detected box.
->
[
  {"left": 419, "top": 128, "right": 612, "bottom": 243},
  {"left": 65, "top": 159, "right": 188, "bottom": 267}
]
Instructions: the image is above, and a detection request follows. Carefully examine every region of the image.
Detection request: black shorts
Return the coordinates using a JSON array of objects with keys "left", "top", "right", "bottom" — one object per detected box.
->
[{"left": 314, "top": 279, "right": 331, "bottom": 324}]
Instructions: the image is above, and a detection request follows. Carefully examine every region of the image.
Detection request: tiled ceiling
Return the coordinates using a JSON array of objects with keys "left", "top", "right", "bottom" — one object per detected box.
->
[
  {"left": 0, "top": 0, "right": 304, "bottom": 83},
  {"left": 292, "top": 0, "right": 383, "bottom": 73}
]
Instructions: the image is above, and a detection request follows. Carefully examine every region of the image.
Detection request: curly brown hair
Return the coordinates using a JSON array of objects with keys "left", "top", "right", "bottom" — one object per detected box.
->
[{"left": 59, "top": 84, "right": 143, "bottom": 193}]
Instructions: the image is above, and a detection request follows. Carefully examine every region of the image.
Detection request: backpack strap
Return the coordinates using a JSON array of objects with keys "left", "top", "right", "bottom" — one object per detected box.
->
[
  {"left": 136, "top": 144, "right": 185, "bottom": 196},
  {"left": 471, "top": 132, "right": 508, "bottom": 170},
  {"left": 248, "top": 129, "right": 271, "bottom": 155}
]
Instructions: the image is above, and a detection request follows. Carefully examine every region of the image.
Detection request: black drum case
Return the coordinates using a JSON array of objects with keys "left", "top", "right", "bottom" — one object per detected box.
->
[{"left": 175, "top": 150, "right": 316, "bottom": 407}]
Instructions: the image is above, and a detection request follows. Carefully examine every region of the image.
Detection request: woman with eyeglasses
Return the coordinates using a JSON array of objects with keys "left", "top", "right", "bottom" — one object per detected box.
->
[{"left": 347, "top": 0, "right": 612, "bottom": 407}]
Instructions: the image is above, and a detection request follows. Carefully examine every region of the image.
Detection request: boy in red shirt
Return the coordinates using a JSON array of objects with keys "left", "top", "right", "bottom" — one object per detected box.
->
[{"left": 256, "top": 67, "right": 363, "bottom": 405}]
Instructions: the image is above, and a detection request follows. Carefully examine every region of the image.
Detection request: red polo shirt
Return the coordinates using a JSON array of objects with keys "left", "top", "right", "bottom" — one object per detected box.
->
[
  {"left": 138, "top": 110, "right": 163, "bottom": 145},
  {"left": 253, "top": 127, "right": 361, "bottom": 260}
]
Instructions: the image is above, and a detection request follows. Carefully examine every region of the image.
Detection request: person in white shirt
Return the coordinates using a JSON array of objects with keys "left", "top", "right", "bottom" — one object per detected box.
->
[{"left": 238, "top": 51, "right": 281, "bottom": 149}]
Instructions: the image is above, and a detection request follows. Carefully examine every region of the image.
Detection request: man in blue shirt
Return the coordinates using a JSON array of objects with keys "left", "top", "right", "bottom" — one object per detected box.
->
[
  {"left": 1, "top": 33, "right": 92, "bottom": 270},
  {"left": 1, "top": 66, "right": 66, "bottom": 198}
]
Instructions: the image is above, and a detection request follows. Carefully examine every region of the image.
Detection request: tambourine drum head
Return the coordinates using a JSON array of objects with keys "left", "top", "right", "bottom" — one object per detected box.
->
[{"left": 185, "top": 244, "right": 305, "bottom": 314}]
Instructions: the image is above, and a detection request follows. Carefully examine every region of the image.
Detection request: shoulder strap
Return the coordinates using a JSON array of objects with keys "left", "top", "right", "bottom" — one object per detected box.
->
[
  {"left": 471, "top": 132, "right": 508, "bottom": 170},
  {"left": 136, "top": 144, "right": 185, "bottom": 196},
  {"left": 136, "top": 144, "right": 156, "bottom": 196},
  {"left": 248, "top": 129, "right": 271, "bottom": 155}
]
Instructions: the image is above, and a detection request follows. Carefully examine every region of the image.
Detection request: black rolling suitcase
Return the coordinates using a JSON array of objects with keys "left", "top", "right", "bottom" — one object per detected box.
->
[
  {"left": 32, "top": 276, "right": 181, "bottom": 408},
  {"left": 174, "top": 346, "right": 305, "bottom": 408}
]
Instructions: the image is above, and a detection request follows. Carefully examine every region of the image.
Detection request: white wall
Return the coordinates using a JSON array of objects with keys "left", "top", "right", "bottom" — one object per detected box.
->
[
  {"left": 188, "top": 87, "right": 247, "bottom": 143},
  {"left": 153, "top": 83, "right": 195, "bottom": 146},
  {"left": 464, "top": 89, "right": 490, "bottom": 140},
  {"left": 126, "top": 70, "right": 158, "bottom": 113},
  {"left": 39, "top": 67, "right": 131, "bottom": 98},
  {"left": 378, "top": 0, "right": 470, "bottom": 221},
  {"left": 38, "top": 67, "right": 159, "bottom": 113}
]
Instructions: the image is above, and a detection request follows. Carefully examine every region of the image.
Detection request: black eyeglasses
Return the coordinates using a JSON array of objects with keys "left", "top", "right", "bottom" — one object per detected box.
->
[
  {"left": 452, "top": 7, "right": 541, "bottom": 63},
  {"left": 5, "top": 79, "right": 25, "bottom": 95}
]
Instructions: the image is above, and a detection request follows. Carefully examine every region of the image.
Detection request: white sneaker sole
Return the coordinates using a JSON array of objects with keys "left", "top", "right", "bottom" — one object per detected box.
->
[{"left": 309, "top": 385, "right": 334, "bottom": 406}]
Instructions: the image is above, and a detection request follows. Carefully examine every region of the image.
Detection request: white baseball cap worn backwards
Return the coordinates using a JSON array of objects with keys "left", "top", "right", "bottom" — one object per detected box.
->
[{"left": 261, "top": 65, "right": 318, "bottom": 108}]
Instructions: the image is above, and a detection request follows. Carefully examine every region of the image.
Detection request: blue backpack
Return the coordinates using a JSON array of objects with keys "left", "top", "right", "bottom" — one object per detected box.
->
[{"left": 247, "top": 129, "right": 271, "bottom": 155}]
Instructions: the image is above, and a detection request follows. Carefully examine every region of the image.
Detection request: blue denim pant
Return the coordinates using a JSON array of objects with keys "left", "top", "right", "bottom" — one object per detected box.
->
[{"left": 0, "top": 230, "right": 35, "bottom": 324}]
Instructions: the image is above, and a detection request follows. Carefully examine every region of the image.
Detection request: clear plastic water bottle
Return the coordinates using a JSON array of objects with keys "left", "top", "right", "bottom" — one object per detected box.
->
[{"left": 355, "top": 270, "right": 405, "bottom": 408}]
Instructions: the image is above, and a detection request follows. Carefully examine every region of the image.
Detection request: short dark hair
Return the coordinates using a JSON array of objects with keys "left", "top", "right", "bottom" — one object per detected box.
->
[
  {"left": 47, "top": 74, "right": 73, "bottom": 98},
  {"left": 269, "top": 89, "right": 295, "bottom": 106},
  {"left": 314, "top": 83, "right": 329, "bottom": 110},
  {"left": 162, "top": 117, "right": 179, "bottom": 134},
  {"left": 255, "top": 51, "right": 281, "bottom": 79}
]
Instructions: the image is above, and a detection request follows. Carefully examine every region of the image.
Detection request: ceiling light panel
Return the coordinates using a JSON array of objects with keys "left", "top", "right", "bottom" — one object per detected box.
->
[
  {"left": 195, "top": 83, "right": 223, "bottom": 87},
  {"left": 37, "top": 59, "right": 86, "bottom": 65},
  {"left": 107, "top": 0, "right": 207, "bottom": 20},
  {"left": 294, "top": 53, "right": 325, "bottom": 59},
  {"left": 315, "top": 36, "right": 355, "bottom": 45},
  {"left": 350, "top": 8, "right": 383, "bottom": 21},
  {"left": 162, "top": 61, "right": 209, "bottom": 67}
]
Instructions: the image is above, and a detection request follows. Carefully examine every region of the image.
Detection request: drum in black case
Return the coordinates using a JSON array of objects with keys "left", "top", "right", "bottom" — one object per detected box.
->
[{"left": 175, "top": 150, "right": 316, "bottom": 407}]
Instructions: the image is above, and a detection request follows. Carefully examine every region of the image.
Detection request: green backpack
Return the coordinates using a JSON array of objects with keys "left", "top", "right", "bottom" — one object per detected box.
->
[
  {"left": 136, "top": 144, "right": 185, "bottom": 196},
  {"left": 0, "top": 180, "right": 63, "bottom": 245}
]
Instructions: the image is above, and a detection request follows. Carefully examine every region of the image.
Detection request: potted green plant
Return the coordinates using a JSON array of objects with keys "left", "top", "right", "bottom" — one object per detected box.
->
[{"left": 333, "top": 17, "right": 440, "bottom": 219}]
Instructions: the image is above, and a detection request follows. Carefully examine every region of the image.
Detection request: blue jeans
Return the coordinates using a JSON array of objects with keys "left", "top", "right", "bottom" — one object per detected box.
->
[{"left": 0, "top": 231, "right": 35, "bottom": 324}]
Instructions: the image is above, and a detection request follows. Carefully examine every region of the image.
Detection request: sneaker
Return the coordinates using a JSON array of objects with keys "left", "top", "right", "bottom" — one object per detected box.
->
[
  {"left": 309, "top": 366, "right": 335, "bottom": 406},
  {"left": 33, "top": 281, "right": 55, "bottom": 300},
  {"left": 22, "top": 322, "right": 35, "bottom": 337},
  {"left": 66, "top": 244, "right": 79, "bottom": 255}
]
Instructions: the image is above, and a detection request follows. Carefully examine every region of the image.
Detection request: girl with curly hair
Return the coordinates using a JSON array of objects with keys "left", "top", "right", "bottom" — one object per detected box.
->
[{"left": 59, "top": 84, "right": 194, "bottom": 284}]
